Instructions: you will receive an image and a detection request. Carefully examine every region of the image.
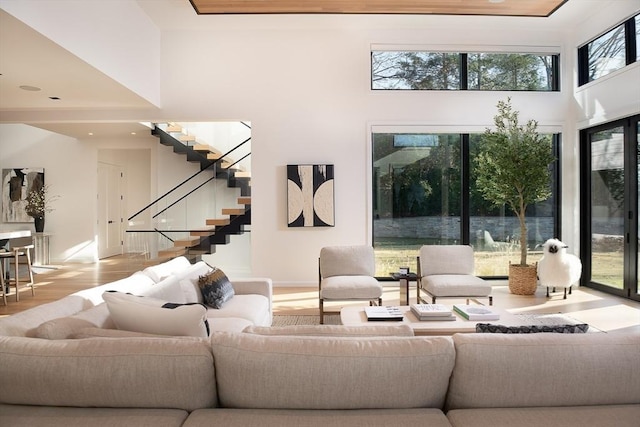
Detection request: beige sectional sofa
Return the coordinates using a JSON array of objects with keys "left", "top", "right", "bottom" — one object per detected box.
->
[
  {"left": 0, "top": 256, "right": 273, "bottom": 338},
  {"left": 0, "top": 329, "right": 638, "bottom": 426},
  {"left": 0, "top": 258, "right": 638, "bottom": 426}
]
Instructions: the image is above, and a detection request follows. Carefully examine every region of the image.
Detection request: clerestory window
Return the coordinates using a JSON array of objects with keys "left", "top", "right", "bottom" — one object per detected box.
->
[{"left": 372, "top": 50, "right": 559, "bottom": 91}]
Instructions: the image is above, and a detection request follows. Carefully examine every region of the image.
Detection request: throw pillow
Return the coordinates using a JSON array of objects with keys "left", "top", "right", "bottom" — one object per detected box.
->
[
  {"left": 198, "top": 267, "right": 234, "bottom": 309},
  {"left": 35, "top": 318, "right": 98, "bottom": 340},
  {"left": 475, "top": 323, "right": 589, "bottom": 333},
  {"left": 102, "top": 291, "right": 210, "bottom": 337}
]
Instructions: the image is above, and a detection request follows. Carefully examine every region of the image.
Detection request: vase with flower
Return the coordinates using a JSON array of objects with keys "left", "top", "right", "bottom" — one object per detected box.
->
[{"left": 24, "top": 184, "right": 58, "bottom": 233}]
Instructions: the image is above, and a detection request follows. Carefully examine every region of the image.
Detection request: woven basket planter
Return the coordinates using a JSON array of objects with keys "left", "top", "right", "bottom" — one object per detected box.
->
[{"left": 508, "top": 262, "right": 538, "bottom": 295}]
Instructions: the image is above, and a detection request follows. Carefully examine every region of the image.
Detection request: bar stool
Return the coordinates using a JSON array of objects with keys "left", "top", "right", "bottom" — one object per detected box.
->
[{"left": 1, "top": 237, "right": 35, "bottom": 302}]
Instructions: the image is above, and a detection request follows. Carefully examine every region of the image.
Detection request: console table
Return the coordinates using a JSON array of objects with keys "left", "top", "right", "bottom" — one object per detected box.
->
[{"left": 33, "top": 233, "right": 50, "bottom": 266}]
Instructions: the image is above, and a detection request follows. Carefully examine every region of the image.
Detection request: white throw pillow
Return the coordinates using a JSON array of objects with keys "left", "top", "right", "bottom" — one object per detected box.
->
[
  {"left": 142, "top": 256, "right": 191, "bottom": 283},
  {"left": 102, "top": 291, "right": 209, "bottom": 337}
]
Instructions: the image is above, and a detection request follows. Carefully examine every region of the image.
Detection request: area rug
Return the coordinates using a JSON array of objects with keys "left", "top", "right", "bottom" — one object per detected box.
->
[{"left": 272, "top": 314, "right": 341, "bottom": 326}]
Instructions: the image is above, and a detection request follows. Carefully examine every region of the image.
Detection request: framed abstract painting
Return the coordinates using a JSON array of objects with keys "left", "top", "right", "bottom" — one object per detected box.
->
[
  {"left": 287, "top": 164, "right": 334, "bottom": 227},
  {"left": 1, "top": 168, "right": 45, "bottom": 223}
]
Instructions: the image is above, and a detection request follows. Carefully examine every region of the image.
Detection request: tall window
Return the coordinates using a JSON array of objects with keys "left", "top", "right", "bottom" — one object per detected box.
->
[
  {"left": 372, "top": 51, "right": 559, "bottom": 91},
  {"left": 578, "top": 13, "right": 639, "bottom": 86},
  {"left": 372, "top": 130, "right": 559, "bottom": 278}
]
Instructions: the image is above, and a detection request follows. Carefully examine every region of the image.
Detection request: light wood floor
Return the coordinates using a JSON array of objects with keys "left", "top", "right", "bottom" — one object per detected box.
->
[{"left": 2, "top": 256, "right": 639, "bottom": 333}]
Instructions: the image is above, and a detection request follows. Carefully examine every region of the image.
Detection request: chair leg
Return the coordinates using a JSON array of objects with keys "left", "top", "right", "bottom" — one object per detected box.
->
[
  {"left": 13, "top": 250, "right": 19, "bottom": 302},
  {"left": 488, "top": 296, "right": 493, "bottom": 306},
  {"left": 378, "top": 297, "right": 382, "bottom": 306},
  {"left": 319, "top": 299, "right": 324, "bottom": 324},
  {"left": 0, "top": 262, "right": 6, "bottom": 306},
  {"left": 563, "top": 287, "right": 567, "bottom": 299},
  {"left": 25, "top": 249, "right": 35, "bottom": 296}
]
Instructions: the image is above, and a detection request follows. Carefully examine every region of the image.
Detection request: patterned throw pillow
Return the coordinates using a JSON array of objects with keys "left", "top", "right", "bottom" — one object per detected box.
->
[
  {"left": 475, "top": 323, "right": 589, "bottom": 334},
  {"left": 198, "top": 267, "right": 235, "bottom": 309}
]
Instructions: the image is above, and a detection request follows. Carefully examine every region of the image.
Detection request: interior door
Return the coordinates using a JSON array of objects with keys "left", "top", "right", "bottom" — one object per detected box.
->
[{"left": 98, "top": 162, "right": 124, "bottom": 259}]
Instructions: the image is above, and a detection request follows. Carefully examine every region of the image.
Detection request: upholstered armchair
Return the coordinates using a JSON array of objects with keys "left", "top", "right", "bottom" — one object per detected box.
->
[
  {"left": 417, "top": 244, "right": 492, "bottom": 306},
  {"left": 318, "top": 245, "right": 383, "bottom": 324}
]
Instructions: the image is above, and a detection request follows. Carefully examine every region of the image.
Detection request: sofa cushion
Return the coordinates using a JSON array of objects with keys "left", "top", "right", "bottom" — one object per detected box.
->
[
  {"left": 446, "top": 405, "right": 640, "bottom": 427},
  {"left": 211, "top": 333, "right": 454, "bottom": 409},
  {"left": 423, "top": 274, "right": 490, "bottom": 297},
  {"left": 0, "top": 336, "right": 216, "bottom": 411},
  {"left": 70, "top": 327, "right": 205, "bottom": 340},
  {"left": 34, "top": 303, "right": 116, "bottom": 340},
  {"left": 207, "top": 317, "right": 254, "bottom": 333},
  {"left": 73, "top": 272, "right": 156, "bottom": 305},
  {"left": 0, "top": 295, "right": 94, "bottom": 337},
  {"left": 142, "top": 256, "right": 191, "bottom": 283},
  {"left": 198, "top": 267, "right": 234, "bottom": 309},
  {"left": 446, "top": 333, "right": 640, "bottom": 411},
  {"left": 205, "top": 294, "right": 270, "bottom": 326},
  {"left": 142, "top": 275, "right": 186, "bottom": 303},
  {"left": 243, "top": 324, "right": 415, "bottom": 337},
  {"left": 103, "top": 291, "right": 209, "bottom": 337},
  {"left": 35, "top": 318, "right": 96, "bottom": 340},
  {"left": 185, "top": 408, "right": 452, "bottom": 427},
  {"left": 320, "top": 275, "right": 382, "bottom": 299},
  {"left": 0, "top": 405, "right": 189, "bottom": 427}
]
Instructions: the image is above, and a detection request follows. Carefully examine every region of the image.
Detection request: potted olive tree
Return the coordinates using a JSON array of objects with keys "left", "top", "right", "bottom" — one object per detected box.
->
[{"left": 475, "top": 98, "right": 555, "bottom": 294}]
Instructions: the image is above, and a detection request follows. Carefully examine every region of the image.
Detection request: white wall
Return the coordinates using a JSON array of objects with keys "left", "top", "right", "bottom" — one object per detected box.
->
[{"left": 0, "top": 124, "right": 97, "bottom": 263}]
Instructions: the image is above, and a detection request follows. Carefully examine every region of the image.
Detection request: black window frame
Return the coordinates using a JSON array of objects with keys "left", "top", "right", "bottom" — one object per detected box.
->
[
  {"left": 371, "top": 50, "right": 560, "bottom": 92},
  {"left": 578, "top": 13, "right": 639, "bottom": 86}
]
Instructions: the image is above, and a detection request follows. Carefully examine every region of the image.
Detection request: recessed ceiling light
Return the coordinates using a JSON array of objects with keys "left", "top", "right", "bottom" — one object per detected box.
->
[
  {"left": 19, "top": 85, "right": 41, "bottom": 91},
  {"left": 489, "top": 0, "right": 505, "bottom": 3},
  {"left": 130, "top": 132, "right": 137, "bottom": 135},
  {"left": 88, "top": 132, "right": 94, "bottom": 136}
]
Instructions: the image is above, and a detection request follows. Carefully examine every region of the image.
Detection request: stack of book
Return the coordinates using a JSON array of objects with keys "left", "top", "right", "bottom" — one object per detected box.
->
[
  {"left": 365, "top": 306, "right": 404, "bottom": 321},
  {"left": 410, "top": 304, "right": 456, "bottom": 321},
  {"left": 453, "top": 304, "right": 500, "bottom": 321}
]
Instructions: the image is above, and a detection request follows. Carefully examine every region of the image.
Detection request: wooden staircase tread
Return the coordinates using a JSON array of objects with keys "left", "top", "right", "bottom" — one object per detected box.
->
[
  {"left": 222, "top": 208, "right": 245, "bottom": 215},
  {"left": 194, "top": 143, "right": 222, "bottom": 153},
  {"left": 178, "top": 135, "right": 196, "bottom": 142},
  {"left": 206, "top": 218, "right": 231, "bottom": 226},
  {"left": 237, "top": 197, "right": 251, "bottom": 205},
  {"left": 173, "top": 237, "right": 201, "bottom": 247},
  {"left": 158, "top": 247, "right": 186, "bottom": 257},
  {"left": 235, "top": 171, "right": 251, "bottom": 178},
  {"left": 190, "top": 227, "right": 216, "bottom": 237}
]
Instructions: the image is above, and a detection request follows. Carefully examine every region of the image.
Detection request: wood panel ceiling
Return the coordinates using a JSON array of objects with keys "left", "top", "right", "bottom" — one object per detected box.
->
[{"left": 189, "top": 0, "right": 568, "bottom": 17}]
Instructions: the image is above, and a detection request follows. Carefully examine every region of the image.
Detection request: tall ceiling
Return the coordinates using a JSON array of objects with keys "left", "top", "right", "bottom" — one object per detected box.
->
[
  {"left": 189, "top": 0, "right": 567, "bottom": 17},
  {"left": 0, "top": 0, "right": 610, "bottom": 139}
]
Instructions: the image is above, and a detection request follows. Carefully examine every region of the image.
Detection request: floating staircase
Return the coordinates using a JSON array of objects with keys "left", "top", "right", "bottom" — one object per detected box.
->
[{"left": 136, "top": 122, "right": 251, "bottom": 262}]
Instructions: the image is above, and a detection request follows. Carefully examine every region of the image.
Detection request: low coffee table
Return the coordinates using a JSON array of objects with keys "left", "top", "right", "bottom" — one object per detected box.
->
[{"left": 340, "top": 305, "right": 525, "bottom": 336}]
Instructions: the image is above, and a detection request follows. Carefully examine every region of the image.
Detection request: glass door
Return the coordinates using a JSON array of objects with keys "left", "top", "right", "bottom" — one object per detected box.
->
[{"left": 582, "top": 115, "right": 639, "bottom": 301}]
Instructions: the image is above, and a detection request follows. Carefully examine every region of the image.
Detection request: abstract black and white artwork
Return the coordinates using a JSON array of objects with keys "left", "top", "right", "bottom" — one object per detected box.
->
[
  {"left": 1, "top": 168, "right": 44, "bottom": 223},
  {"left": 287, "top": 164, "right": 334, "bottom": 227}
]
